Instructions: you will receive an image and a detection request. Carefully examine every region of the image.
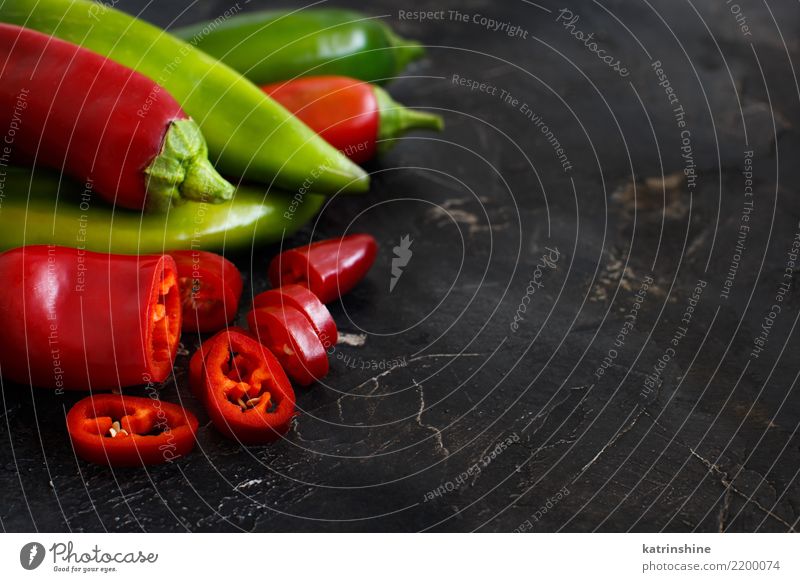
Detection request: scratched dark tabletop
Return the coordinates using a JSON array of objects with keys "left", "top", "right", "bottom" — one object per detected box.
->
[{"left": 2, "top": 0, "right": 799, "bottom": 533}]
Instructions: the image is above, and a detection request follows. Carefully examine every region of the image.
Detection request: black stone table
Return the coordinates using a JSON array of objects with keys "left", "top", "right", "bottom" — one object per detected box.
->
[{"left": 2, "top": 0, "right": 799, "bottom": 532}]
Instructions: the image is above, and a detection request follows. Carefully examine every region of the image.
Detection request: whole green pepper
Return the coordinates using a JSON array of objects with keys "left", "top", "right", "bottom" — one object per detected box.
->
[
  {"left": 0, "top": 0, "right": 368, "bottom": 195},
  {"left": 0, "top": 167, "right": 325, "bottom": 254},
  {"left": 174, "top": 9, "right": 425, "bottom": 85}
]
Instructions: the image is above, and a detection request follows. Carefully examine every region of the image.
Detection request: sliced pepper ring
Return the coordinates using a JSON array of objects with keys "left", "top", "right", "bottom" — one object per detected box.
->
[
  {"left": 247, "top": 306, "right": 329, "bottom": 386},
  {"left": 66, "top": 394, "right": 198, "bottom": 467},
  {"left": 198, "top": 329, "right": 296, "bottom": 444},
  {"left": 189, "top": 326, "right": 253, "bottom": 401},
  {"left": 253, "top": 284, "right": 338, "bottom": 348}
]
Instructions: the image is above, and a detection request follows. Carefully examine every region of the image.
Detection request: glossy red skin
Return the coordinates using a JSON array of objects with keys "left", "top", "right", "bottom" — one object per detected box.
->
[
  {"left": 263, "top": 76, "right": 379, "bottom": 163},
  {"left": 0, "top": 24, "right": 186, "bottom": 210},
  {"left": 197, "top": 329, "right": 296, "bottom": 444},
  {"left": 268, "top": 234, "right": 378, "bottom": 304},
  {"left": 0, "top": 246, "right": 181, "bottom": 390},
  {"left": 247, "top": 306, "right": 329, "bottom": 386},
  {"left": 171, "top": 251, "right": 243, "bottom": 333},
  {"left": 253, "top": 284, "right": 337, "bottom": 348},
  {"left": 67, "top": 394, "right": 198, "bottom": 466},
  {"left": 189, "top": 326, "right": 252, "bottom": 400}
]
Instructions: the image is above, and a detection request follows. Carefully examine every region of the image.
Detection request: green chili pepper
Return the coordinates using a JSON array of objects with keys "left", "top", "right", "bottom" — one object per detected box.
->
[
  {"left": 173, "top": 9, "right": 425, "bottom": 85},
  {"left": 0, "top": 0, "right": 369, "bottom": 195},
  {"left": 0, "top": 167, "right": 325, "bottom": 254}
]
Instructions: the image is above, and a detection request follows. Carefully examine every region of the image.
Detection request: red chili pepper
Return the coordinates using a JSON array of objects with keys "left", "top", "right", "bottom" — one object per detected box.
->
[
  {"left": 247, "top": 306, "right": 329, "bottom": 387},
  {"left": 268, "top": 234, "right": 378, "bottom": 304},
  {"left": 0, "top": 24, "right": 233, "bottom": 211},
  {"left": 263, "top": 76, "right": 443, "bottom": 163},
  {"left": 0, "top": 245, "right": 181, "bottom": 390},
  {"left": 171, "top": 251, "right": 243, "bottom": 333},
  {"left": 192, "top": 329, "right": 296, "bottom": 443},
  {"left": 253, "top": 284, "right": 338, "bottom": 348},
  {"left": 67, "top": 394, "right": 198, "bottom": 466}
]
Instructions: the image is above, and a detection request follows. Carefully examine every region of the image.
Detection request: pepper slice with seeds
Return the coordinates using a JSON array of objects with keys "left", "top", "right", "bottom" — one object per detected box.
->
[
  {"left": 192, "top": 329, "right": 296, "bottom": 444},
  {"left": 66, "top": 394, "right": 198, "bottom": 466}
]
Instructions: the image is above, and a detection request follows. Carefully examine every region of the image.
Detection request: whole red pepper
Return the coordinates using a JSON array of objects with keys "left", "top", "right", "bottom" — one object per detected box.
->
[
  {"left": 191, "top": 329, "right": 296, "bottom": 444},
  {"left": 171, "top": 251, "right": 243, "bottom": 333},
  {"left": 0, "top": 24, "right": 233, "bottom": 211},
  {"left": 67, "top": 394, "right": 198, "bottom": 466},
  {"left": 0, "top": 246, "right": 181, "bottom": 390},
  {"left": 263, "top": 76, "right": 443, "bottom": 163},
  {"left": 268, "top": 234, "right": 378, "bottom": 304}
]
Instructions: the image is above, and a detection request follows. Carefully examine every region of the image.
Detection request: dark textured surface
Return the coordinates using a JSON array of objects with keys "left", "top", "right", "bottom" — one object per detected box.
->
[{"left": 2, "top": 0, "right": 799, "bottom": 532}]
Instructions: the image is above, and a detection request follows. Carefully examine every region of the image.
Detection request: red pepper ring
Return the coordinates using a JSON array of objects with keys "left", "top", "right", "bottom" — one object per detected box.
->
[
  {"left": 66, "top": 394, "right": 198, "bottom": 466},
  {"left": 247, "top": 306, "right": 329, "bottom": 387},
  {"left": 199, "top": 329, "right": 296, "bottom": 444},
  {"left": 268, "top": 234, "right": 378, "bottom": 304},
  {"left": 171, "top": 251, "right": 243, "bottom": 333},
  {"left": 189, "top": 327, "right": 254, "bottom": 400},
  {"left": 253, "top": 284, "right": 338, "bottom": 348}
]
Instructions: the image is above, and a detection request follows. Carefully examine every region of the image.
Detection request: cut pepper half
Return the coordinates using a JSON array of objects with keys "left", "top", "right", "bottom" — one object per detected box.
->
[
  {"left": 268, "top": 234, "right": 377, "bottom": 303},
  {"left": 147, "top": 258, "right": 182, "bottom": 383}
]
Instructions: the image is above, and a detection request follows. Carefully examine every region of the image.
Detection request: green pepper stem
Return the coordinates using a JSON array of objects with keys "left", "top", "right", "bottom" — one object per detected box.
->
[
  {"left": 373, "top": 85, "right": 444, "bottom": 154},
  {"left": 385, "top": 28, "right": 426, "bottom": 74},
  {"left": 144, "top": 118, "right": 234, "bottom": 211}
]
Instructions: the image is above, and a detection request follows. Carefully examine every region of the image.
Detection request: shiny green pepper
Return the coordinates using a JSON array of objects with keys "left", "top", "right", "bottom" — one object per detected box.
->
[
  {"left": 0, "top": 167, "right": 325, "bottom": 254},
  {"left": 174, "top": 9, "right": 425, "bottom": 85}
]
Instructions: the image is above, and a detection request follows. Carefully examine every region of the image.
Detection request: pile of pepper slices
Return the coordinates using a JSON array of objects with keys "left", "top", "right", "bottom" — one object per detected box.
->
[{"left": 0, "top": 1, "right": 441, "bottom": 466}]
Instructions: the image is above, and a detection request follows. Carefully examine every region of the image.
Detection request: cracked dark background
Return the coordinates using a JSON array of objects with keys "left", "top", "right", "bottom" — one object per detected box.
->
[{"left": 1, "top": 0, "right": 799, "bottom": 532}]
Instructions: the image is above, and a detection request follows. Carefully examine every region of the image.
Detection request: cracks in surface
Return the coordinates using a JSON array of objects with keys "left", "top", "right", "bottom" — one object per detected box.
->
[
  {"left": 717, "top": 486, "right": 733, "bottom": 532},
  {"left": 687, "top": 446, "right": 795, "bottom": 531},
  {"left": 520, "top": 384, "right": 591, "bottom": 435},
  {"left": 319, "top": 352, "right": 484, "bottom": 420},
  {"left": 644, "top": 410, "right": 796, "bottom": 532},
  {"left": 575, "top": 406, "right": 646, "bottom": 477},
  {"left": 349, "top": 353, "right": 482, "bottom": 398},
  {"left": 414, "top": 379, "right": 450, "bottom": 458},
  {"left": 234, "top": 479, "right": 263, "bottom": 491}
]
